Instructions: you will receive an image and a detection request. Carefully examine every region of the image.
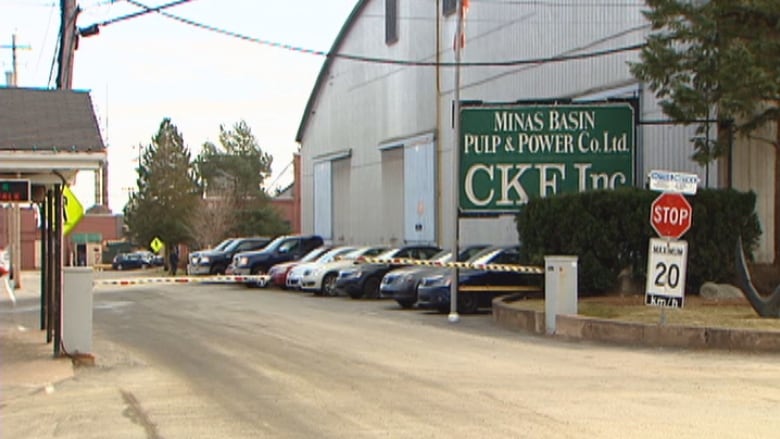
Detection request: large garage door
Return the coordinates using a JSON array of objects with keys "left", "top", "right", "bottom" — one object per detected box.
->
[{"left": 313, "top": 161, "right": 332, "bottom": 241}]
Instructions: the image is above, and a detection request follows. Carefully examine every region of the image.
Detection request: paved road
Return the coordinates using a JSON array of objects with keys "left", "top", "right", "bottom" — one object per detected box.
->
[{"left": 3, "top": 279, "right": 780, "bottom": 438}]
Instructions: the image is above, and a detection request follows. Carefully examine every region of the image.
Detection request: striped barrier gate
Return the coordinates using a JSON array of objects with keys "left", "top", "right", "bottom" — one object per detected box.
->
[
  {"left": 358, "top": 257, "right": 545, "bottom": 274},
  {"left": 93, "top": 274, "right": 271, "bottom": 288}
]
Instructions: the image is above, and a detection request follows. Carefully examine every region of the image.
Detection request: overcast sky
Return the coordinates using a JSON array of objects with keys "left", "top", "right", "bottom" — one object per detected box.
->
[{"left": 2, "top": 0, "right": 357, "bottom": 212}]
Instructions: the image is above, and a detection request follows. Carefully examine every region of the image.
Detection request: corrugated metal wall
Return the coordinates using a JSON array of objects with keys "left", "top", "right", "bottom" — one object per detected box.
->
[{"left": 299, "top": 1, "right": 772, "bottom": 259}]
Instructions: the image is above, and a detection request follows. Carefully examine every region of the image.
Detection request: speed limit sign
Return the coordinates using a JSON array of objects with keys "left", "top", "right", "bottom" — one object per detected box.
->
[{"left": 645, "top": 238, "right": 688, "bottom": 308}]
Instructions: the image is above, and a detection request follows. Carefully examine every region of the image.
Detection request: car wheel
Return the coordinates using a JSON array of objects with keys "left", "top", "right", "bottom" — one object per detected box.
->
[
  {"left": 396, "top": 299, "right": 415, "bottom": 309},
  {"left": 363, "top": 276, "right": 381, "bottom": 299},
  {"left": 245, "top": 266, "right": 267, "bottom": 288},
  {"left": 141, "top": 263, "right": 149, "bottom": 270},
  {"left": 321, "top": 273, "right": 338, "bottom": 297},
  {"left": 116, "top": 264, "right": 123, "bottom": 271},
  {"left": 458, "top": 292, "right": 479, "bottom": 314},
  {"left": 251, "top": 266, "right": 266, "bottom": 275}
]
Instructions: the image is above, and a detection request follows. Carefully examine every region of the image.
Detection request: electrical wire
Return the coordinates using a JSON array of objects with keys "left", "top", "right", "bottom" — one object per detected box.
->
[
  {"left": 120, "top": 0, "right": 645, "bottom": 68},
  {"left": 92, "top": 0, "right": 194, "bottom": 28}
]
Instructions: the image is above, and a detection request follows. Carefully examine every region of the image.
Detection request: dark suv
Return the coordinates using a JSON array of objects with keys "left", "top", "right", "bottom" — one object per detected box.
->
[
  {"left": 187, "top": 237, "right": 271, "bottom": 275},
  {"left": 230, "top": 234, "right": 324, "bottom": 284}
]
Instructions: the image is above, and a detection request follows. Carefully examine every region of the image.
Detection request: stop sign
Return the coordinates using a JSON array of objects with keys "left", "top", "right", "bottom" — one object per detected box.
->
[{"left": 650, "top": 192, "right": 692, "bottom": 239}]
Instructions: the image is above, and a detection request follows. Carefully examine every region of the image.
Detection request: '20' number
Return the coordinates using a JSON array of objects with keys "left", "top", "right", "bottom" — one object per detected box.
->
[{"left": 654, "top": 262, "right": 680, "bottom": 289}]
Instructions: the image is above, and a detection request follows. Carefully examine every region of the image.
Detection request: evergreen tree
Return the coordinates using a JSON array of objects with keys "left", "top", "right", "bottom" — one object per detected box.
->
[
  {"left": 630, "top": 0, "right": 779, "bottom": 160},
  {"left": 194, "top": 120, "right": 290, "bottom": 238},
  {"left": 123, "top": 118, "right": 200, "bottom": 251}
]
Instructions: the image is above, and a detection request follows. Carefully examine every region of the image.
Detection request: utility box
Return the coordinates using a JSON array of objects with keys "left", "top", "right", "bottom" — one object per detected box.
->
[
  {"left": 544, "top": 256, "right": 578, "bottom": 335},
  {"left": 63, "top": 266, "right": 94, "bottom": 354}
]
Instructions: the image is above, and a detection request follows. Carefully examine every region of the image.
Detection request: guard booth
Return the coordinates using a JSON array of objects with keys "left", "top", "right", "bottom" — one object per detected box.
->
[{"left": 0, "top": 87, "right": 108, "bottom": 357}]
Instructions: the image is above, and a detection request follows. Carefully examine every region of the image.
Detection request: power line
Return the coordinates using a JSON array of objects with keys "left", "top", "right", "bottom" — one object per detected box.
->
[
  {"left": 115, "top": 0, "right": 644, "bottom": 68},
  {"left": 79, "top": 0, "right": 195, "bottom": 36}
]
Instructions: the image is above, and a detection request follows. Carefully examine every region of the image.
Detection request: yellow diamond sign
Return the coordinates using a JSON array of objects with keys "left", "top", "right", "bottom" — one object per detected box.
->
[
  {"left": 62, "top": 186, "right": 84, "bottom": 236},
  {"left": 150, "top": 237, "right": 164, "bottom": 254}
]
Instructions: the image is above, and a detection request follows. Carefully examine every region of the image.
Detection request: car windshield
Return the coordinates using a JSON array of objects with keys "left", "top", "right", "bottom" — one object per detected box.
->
[
  {"left": 316, "top": 247, "right": 355, "bottom": 263},
  {"left": 467, "top": 247, "right": 503, "bottom": 265},
  {"left": 341, "top": 246, "right": 385, "bottom": 260},
  {"left": 431, "top": 250, "right": 453, "bottom": 263},
  {"left": 375, "top": 248, "right": 402, "bottom": 259},
  {"left": 214, "top": 239, "right": 235, "bottom": 252},
  {"left": 300, "top": 247, "right": 329, "bottom": 263},
  {"left": 259, "top": 236, "right": 289, "bottom": 252}
]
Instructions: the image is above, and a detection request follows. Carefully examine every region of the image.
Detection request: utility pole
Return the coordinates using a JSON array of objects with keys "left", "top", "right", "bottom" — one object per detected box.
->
[
  {"left": 57, "top": 0, "right": 80, "bottom": 89},
  {"left": 1, "top": 34, "right": 32, "bottom": 86},
  {"left": 1, "top": 34, "right": 31, "bottom": 286}
]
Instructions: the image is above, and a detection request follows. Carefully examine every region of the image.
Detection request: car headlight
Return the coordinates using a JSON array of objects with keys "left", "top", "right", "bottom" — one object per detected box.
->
[
  {"left": 200, "top": 256, "right": 210, "bottom": 263},
  {"left": 238, "top": 256, "right": 249, "bottom": 266}
]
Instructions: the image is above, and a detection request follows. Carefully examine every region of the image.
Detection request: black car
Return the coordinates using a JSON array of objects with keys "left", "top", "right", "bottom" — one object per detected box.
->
[
  {"left": 112, "top": 252, "right": 150, "bottom": 271},
  {"left": 416, "top": 245, "right": 544, "bottom": 314},
  {"left": 186, "top": 237, "right": 271, "bottom": 275},
  {"left": 335, "top": 245, "right": 442, "bottom": 299},
  {"left": 230, "top": 234, "right": 324, "bottom": 286},
  {"left": 379, "top": 244, "right": 490, "bottom": 308}
]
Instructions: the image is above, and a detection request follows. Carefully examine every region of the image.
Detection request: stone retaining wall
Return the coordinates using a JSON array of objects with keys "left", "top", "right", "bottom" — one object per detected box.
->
[{"left": 492, "top": 297, "right": 780, "bottom": 353}]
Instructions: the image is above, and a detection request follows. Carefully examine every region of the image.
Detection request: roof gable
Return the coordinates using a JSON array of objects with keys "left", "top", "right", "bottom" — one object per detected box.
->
[{"left": 0, "top": 87, "right": 105, "bottom": 152}]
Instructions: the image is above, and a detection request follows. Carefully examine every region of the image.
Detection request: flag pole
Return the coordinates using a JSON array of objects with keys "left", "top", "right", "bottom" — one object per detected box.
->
[{"left": 449, "top": 0, "right": 467, "bottom": 323}]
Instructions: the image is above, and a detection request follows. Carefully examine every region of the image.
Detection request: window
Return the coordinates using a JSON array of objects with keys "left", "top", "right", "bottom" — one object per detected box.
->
[
  {"left": 443, "top": 0, "right": 456, "bottom": 16},
  {"left": 386, "top": 0, "right": 398, "bottom": 44}
]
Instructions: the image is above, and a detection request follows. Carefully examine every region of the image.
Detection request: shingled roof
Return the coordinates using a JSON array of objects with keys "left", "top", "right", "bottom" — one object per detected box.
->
[{"left": 0, "top": 87, "right": 105, "bottom": 152}]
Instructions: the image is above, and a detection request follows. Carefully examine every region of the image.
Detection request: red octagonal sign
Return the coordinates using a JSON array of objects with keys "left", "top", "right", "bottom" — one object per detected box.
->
[{"left": 651, "top": 192, "right": 692, "bottom": 239}]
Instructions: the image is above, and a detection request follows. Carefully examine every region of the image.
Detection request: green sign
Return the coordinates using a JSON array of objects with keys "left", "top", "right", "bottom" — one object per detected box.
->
[{"left": 459, "top": 103, "right": 635, "bottom": 213}]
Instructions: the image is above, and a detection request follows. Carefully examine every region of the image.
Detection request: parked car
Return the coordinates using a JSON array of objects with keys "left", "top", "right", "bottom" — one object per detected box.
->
[
  {"left": 379, "top": 244, "right": 491, "bottom": 308},
  {"left": 267, "top": 245, "right": 332, "bottom": 289},
  {"left": 335, "top": 245, "right": 442, "bottom": 299},
  {"left": 416, "top": 245, "right": 544, "bottom": 314},
  {"left": 135, "top": 250, "right": 164, "bottom": 267},
  {"left": 231, "top": 234, "right": 324, "bottom": 286},
  {"left": 187, "top": 237, "right": 271, "bottom": 275},
  {"left": 112, "top": 252, "right": 150, "bottom": 271},
  {"left": 285, "top": 245, "right": 358, "bottom": 290},
  {"left": 299, "top": 245, "right": 389, "bottom": 296}
]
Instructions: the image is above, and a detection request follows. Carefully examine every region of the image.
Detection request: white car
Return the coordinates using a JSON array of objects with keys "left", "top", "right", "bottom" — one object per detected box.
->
[
  {"left": 298, "top": 245, "right": 388, "bottom": 296},
  {"left": 285, "top": 246, "right": 357, "bottom": 290}
]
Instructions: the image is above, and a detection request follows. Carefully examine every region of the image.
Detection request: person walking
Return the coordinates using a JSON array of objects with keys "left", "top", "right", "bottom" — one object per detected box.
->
[{"left": 169, "top": 246, "right": 179, "bottom": 276}]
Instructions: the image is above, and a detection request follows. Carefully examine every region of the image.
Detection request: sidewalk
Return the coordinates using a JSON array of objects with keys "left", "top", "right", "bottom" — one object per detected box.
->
[{"left": 0, "top": 271, "right": 74, "bottom": 394}]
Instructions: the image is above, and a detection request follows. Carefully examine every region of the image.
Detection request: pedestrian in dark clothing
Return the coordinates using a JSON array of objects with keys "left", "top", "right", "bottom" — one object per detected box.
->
[{"left": 169, "top": 247, "right": 179, "bottom": 276}]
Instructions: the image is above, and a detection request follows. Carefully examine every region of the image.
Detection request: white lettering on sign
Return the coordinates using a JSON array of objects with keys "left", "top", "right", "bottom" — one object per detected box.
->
[
  {"left": 493, "top": 111, "right": 544, "bottom": 132},
  {"left": 652, "top": 204, "right": 690, "bottom": 226},
  {"left": 464, "top": 163, "right": 627, "bottom": 206},
  {"left": 548, "top": 110, "right": 597, "bottom": 132}
]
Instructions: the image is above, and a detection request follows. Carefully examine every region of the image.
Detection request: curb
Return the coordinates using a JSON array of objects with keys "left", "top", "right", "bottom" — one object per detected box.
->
[{"left": 492, "top": 297, "right": 780, "bottom": 353}]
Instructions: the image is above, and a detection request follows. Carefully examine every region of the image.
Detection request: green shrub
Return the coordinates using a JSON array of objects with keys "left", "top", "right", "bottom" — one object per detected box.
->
[{"left": 515, "top": 188, "right": 761, "bottom": 295}]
